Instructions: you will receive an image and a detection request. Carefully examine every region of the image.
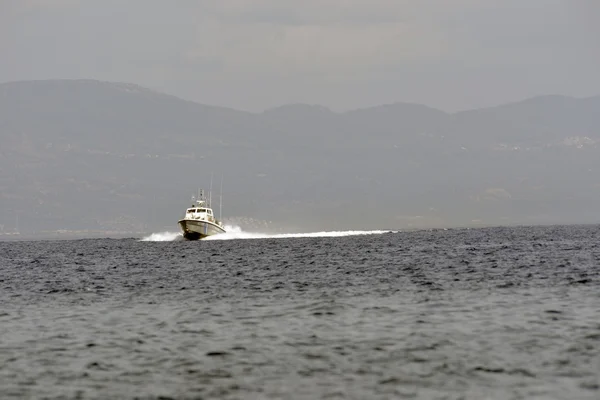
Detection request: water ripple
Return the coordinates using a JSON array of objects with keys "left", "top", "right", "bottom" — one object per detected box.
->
[{"left": 0, "top": 225, "right": 599, "bottom": 399}]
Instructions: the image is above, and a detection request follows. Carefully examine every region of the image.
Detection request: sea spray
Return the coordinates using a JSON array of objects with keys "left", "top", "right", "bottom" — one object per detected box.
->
[
  {"left": 140, "top": 231, "right": 183, "bottom": 242},
  {"left": 141, "top": 225, "right": 392, "bottom": 241}
]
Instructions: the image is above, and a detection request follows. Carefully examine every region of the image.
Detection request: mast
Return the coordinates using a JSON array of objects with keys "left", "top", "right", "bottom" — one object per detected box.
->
[
  {"left": 152, "top": 193, "right": 156, "bottom": 230},
  {"left": 209, "top": 172, "right": 214, "bottom": 208},
  {"left": 219, "top": 174, "right": 223, "bottom": 221}
]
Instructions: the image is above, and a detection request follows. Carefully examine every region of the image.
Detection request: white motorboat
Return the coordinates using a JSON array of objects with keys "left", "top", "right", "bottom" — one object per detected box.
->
[{"left": 178, "top": 189, "right": 225, "bottom": 240}]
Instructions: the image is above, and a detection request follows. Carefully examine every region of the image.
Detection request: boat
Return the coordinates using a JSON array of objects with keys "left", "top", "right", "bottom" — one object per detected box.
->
[{"left": 178, "top": 189, "right": 226, "bottom": 240}]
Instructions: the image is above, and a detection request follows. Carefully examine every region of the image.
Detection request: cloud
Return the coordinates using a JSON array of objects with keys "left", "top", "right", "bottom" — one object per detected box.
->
[
  {"left": 200, "top": 0, "right": 481, "bottom": 26},
  {"left": 190, "top": 22, "right": 447, "bottom": 75},
  {"left": 27, "top": 0, "right": 78, "bottom": 7},
  {"left": 185, "top": 0, "right": 465, "bottom": 77},
  {"left": 206, "top": 0, "right": 412, "bottom": 25},
  {"left": 1, "top": 0, "right": 599, "bottom": 112},
  {"left": 0, "top": 0, "right": 78, "bottom": 24},
  {"left": 6, "top": 0, "right": 79, "bottom": 12}
]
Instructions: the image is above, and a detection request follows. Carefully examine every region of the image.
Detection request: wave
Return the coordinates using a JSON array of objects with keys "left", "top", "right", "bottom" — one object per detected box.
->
[
  {"left": 140, "top": 231, "right": 183, "bottom": 242},
  {"left": 140, "top": 225, "right": 392, "bottom": 242}
]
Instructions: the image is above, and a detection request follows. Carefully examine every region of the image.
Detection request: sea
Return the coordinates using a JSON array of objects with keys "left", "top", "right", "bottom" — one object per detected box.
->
[{"left": 0, "top": 224, "right": 599, "bottom": 400}]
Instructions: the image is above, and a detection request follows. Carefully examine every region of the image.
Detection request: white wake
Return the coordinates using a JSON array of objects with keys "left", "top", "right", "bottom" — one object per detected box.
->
[
  {"left": 140, "top": 225, "right": 392, "bottom": 242},
  {"left": 140, "top": 231, "right": 183, "bottom": 242}
]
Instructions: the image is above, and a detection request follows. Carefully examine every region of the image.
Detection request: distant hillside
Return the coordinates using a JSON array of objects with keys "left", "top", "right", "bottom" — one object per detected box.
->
[{"left": 1, "top": 79, "right": 599, "bottom": 237}]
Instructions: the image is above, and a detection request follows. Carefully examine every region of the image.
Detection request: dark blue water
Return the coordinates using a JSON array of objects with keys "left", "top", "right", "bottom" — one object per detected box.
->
[{"left": 1, "top": 225, "right": 599, "bottom": 399}]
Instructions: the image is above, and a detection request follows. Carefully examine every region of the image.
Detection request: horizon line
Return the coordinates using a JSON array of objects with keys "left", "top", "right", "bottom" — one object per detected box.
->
[{"left": 0, "top": 77, "right": 597, "bottom": 115}]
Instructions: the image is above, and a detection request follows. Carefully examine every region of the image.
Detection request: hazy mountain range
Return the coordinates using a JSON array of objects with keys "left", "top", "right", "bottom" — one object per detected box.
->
[{"left": 1, "top": 79, "right": 599, "bottom": 237}]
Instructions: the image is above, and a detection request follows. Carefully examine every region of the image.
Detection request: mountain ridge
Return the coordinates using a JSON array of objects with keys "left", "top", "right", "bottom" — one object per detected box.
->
[
  {"left": 4, "top": 78, "right": 595, "bottom": 116},
  {"left": 1, "top": 79, "right": 599, "bottom": 237}
]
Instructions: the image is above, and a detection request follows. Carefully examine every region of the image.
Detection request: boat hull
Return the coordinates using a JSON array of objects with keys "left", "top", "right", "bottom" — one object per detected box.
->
[{"left": 178, "top": 219, "right": 226, "bottom": 240}]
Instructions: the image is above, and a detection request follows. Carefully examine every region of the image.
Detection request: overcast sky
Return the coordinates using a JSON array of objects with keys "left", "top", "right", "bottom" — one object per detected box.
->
[{"left": 1, "top": 0, "right": 599, "bottom": 112}]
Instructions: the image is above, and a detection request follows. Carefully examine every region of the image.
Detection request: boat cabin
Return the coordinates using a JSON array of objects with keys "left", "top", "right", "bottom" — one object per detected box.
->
[
  {"left": 185, "top": 207, "right": 216, "bottom": 222},
  {"left": 182, "top": 193, "right": 223, "bottom": 226},
  {"left": 186, "top": 208, "right": 213, "bottom": 215}
]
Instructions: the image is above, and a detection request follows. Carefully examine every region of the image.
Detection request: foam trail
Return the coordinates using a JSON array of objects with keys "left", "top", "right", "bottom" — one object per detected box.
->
[
  {"left": 140, "top": 231, "right": 183, "bottom": 242},
  {"left": 204, "top": 225, "right": 392, "bottom": 241},
  {"left": 141, "top": 226, "right": 393, "bottom": 242}
]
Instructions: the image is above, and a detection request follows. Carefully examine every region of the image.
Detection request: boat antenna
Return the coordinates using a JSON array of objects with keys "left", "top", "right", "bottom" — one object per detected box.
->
[
  {"left": 219, "top": 174, "right": 223, "bottom": 221},
  {"left": 209, "top": 172, "right": 214, "bottom": 208}
]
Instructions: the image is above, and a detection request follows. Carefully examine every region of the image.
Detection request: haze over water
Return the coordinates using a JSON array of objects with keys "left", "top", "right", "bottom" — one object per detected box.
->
[{"left": 1, "top": 224, "right": 599, "bottom": 399}]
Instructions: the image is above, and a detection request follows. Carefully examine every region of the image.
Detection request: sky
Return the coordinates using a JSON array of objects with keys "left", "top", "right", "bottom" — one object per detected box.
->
[{"left": 1, "top": 0, "right": 599, "bottom": 112}]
